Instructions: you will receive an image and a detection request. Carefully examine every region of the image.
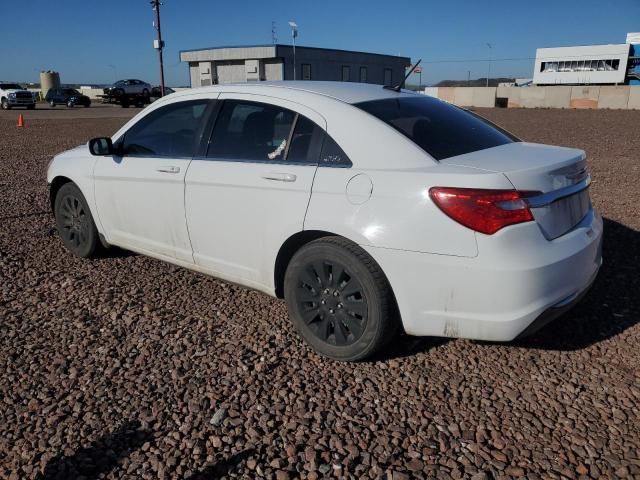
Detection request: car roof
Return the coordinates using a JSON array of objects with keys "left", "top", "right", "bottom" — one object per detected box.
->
[{"left": 177, "top": 81, "right": 419, "bottom": 105}]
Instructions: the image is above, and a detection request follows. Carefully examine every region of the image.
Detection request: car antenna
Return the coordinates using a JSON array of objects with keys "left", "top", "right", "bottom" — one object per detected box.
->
[{"left": 384, "top": 59, "right": 422, "bottom": 92}]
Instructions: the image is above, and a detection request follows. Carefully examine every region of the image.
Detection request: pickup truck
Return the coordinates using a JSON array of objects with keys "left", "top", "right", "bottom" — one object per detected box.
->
[{"left": 0, "top": 83, "right": 36, "bottom": 110}]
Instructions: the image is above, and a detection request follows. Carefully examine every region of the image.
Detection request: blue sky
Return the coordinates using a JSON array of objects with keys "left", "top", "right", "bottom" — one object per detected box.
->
[{"left": 1, "top": 0, "right": 637, "bottom": 86}]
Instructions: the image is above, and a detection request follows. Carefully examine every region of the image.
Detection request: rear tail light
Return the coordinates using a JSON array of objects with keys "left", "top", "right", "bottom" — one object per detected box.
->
[{"left": 429, "top": 187, "right": 540, "bottom": 235}]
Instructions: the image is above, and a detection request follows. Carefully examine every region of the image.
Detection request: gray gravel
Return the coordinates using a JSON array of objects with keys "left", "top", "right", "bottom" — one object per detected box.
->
[{"left": 1, "top": 108, "right": 639, "bottom": 479}]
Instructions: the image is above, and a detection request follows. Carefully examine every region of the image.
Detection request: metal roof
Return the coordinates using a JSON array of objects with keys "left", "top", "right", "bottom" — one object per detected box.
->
[{"left": 179, "top": 44, "right": 410, "bottom": 62}]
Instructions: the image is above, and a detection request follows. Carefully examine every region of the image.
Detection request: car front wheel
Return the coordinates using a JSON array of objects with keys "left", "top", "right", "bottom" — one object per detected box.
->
[
  {"left": 49, "top": 100, "right": 56, "bottom": 107},
  {"left": 1, "top": 98, "right": 10, "bottom": 110},
  {"left": 284, "top": 237, "right": 398, "bottom": 361},
  {"left": 54, "top": 183, "right": 100, "bottom": 258}
]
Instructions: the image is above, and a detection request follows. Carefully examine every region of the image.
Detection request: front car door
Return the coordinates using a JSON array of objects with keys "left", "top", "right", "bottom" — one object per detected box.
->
[
  {"left": 93, "top": 97, "right": 214, "bottom": 262},
  {"left": 184, "top": 93, "right": 326, "bottom": 292}
]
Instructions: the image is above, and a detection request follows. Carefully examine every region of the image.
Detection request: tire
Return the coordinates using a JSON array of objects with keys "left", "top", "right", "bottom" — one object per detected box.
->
[
  {"left": 54, "top": 183, "right": 100, "bottom": 258},
  {"left": 115, "top": 88, "right": 125, "bottom": 97},
  {"left": 27, "top": 104, "right": 35, "bottom": 110},
  {"left": 284, "top": 236, "right": 398, "bottom": 361},
  {"left": 66, "top": 100, "right": 74, "bottom": 108},
  {"left": 1, "top": 98, "right": 10, "bottom": 110},
  {"left": 49, "top": 100, "right": 56, "bottom": 108},
  {"left": 142, "top": 88, "right": 149, "bottom": 97}
]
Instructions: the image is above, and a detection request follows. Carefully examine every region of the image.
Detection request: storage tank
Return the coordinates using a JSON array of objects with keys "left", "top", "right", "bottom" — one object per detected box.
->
[{"left": 40, "top": 70, "right": 61, "bottom": 96}]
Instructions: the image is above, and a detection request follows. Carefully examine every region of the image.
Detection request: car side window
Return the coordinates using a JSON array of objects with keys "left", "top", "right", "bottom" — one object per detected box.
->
[
  {"left": 207, "top": 100, "right": 295, "bottom": 162},
  {"left": 319, "top": 133, "right": 352, "bottom": 167},
  {"left": 121, "top": 100, "right": 209, "bottom": 158},
  {"left": 286, "top": 115, "right": 324, "bottom": 163}
]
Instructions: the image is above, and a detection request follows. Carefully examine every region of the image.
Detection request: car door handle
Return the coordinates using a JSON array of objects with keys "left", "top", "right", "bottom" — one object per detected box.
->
[
  {"left": 156, "top": 166, "right": 180, "bottom": 174},
  {"left": 261, "top": 172, "right": 297, "bottom": 182}
]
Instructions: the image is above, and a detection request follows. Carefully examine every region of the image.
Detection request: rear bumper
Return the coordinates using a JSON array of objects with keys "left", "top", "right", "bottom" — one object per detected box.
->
[
  {"left": 363, "top": 208, "right": 603, "bottom": 341},
  {"left": 514, "top": 265, "right": 598, "bottom": 339}
]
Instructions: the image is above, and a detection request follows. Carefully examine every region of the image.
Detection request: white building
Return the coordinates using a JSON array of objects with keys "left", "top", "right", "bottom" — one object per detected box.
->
[{"left": 533, "top": 43, "right": 631, "bottom": 85}]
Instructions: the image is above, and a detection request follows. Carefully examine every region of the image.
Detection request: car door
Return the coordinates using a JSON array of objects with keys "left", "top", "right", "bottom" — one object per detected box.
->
[
  {"left": 93, "top": 97, "right": 214, "bottom": 262},
  {"left": 184, "top": 94, "right": 326, "bottom": 292}
]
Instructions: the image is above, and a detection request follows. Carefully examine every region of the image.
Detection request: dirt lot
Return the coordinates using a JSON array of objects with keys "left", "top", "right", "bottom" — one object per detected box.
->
[{"left": 1, "top": 107, "right": 639, "bottom": 479}]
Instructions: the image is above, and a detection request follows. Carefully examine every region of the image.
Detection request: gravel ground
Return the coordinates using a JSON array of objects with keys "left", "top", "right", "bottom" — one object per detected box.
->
[{"left": 1, "top": 108, "right": 639, "bottom": 480}]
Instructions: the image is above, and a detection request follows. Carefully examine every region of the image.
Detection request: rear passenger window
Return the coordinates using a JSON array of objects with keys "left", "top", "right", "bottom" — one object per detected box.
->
[
  {"left": 207, "top": 100, "right": 295, "bottom": 162},
  {"left": 319, "top": 133, "right": 352, "bottom": 167},
  {"left": 122, "top": 100, "right": 209, "bottom": 158},
  {"left": 286, "top": 116, "right": 323, "bottom": 163}
]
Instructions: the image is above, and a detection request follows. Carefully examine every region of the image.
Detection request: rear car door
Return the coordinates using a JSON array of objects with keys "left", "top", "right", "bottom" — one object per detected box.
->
[
  {"left": 94, "top": 98, "right": 214, "bottom": 262},
  {"left": 185, "top": 94, "right": 326, "bottom": 291}
]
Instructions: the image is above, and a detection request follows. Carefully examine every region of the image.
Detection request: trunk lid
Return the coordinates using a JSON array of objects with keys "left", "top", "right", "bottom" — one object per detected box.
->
[{"left": 440, "top": 142, "right": 591, "bottom": 239}]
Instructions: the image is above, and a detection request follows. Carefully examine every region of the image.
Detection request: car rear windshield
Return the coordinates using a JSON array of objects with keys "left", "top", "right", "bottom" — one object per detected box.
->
[
  {"left": 1, "top": 84, "right": 23, "bottom": 90},
  {"left": 355, "top": 96, "right": 518, "bottom": 160}
]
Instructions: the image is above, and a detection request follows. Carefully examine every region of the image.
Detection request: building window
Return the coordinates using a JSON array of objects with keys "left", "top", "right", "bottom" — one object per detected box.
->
[
  {"left": 383, "top": 68, "right": 393, "bottom": 86},
  {"left": 302, "top": 64, "right": 311, "bottom": 81},
  {"left": 341, "top": 65, "right": 350, "bottom": 82},
  {"left": 541, "top": 58, "right": 621, "bottom": 73},
  {"left": 359, "top": 67, "right": 367, "bottom": 83}
]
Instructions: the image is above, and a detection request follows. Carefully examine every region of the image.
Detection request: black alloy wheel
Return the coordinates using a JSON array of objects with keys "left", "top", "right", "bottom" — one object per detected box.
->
[
  {"left": 54, "top": 183, "right": 100, "bottom": 258},
  {"left": 284, "top": 237, "right": 398, "bottom": 361},
  {"left": 295, "top": 259, "right": 368, "bottom": 346}
]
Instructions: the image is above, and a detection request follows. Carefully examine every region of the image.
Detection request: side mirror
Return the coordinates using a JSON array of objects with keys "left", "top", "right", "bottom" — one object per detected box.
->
[{"left": 88, "top": 137, "right": 114, "bottom": 156}]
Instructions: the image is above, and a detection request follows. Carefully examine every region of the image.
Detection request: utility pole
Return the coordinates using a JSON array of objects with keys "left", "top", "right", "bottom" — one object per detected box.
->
[
  {"left": 151, "top": 0, "right": 165, "bottom": 97},
  {"left": 486, "top": 43, "right": 492, "bottom": 88},
  {"left": 288, "top": 22, "right": 298, "bottom": 80},
  {"left": 271, "top": 21, "right": 277, "bottom": 44}
]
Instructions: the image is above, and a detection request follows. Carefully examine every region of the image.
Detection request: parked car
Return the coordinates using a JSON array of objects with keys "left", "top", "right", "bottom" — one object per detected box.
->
[
  {"left": 0, "top": 83, "right": 35, "bottom": 110},
  {"left": 45, "top": 88, "right": 91, "bottom": 108},
  {"left": 103, "top": 79, "right": 151, "bottom": 97},
  {"left": 151, "top": 86, "right": 175, "bottom": 98},
  {"left": 46, "top": 82, "right": 603, "bottom": 361}
]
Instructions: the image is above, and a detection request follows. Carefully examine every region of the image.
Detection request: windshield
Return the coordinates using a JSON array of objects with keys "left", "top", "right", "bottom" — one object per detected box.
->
[
  {"left": 355, "top": 96, "right": 518, "bottom": 160},
  {"left": 63, "top": 89, "right": 80, "bottom": 95},
  {"left": 0, "top": 84, "right": 23, "bottom": 90}
]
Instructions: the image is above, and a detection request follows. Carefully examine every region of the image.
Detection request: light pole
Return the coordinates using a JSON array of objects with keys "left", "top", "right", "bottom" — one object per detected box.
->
[
  {"left": 151, "top": 0, "right": 166, "bottom": 97},
  {"left": 288, "top": 21, "right": 298, "bottom": 80},
  {"left": 486, "top": 43, "right": 492, "bottom": 87}
]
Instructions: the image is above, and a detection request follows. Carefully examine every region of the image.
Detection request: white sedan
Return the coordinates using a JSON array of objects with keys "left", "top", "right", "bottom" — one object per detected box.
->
[{"left": 47, "top": 82, "right": 603, "bottom": 361}]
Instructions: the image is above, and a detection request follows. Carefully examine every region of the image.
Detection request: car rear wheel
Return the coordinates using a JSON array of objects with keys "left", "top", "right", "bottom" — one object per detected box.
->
[
  {"left": 49, "top": 100, "right": 56, "bottom": 107},
  {"left": 284, "top": 237, "right": 398, "bottom": 361},
  {"left": 54, "top": 183, "right": 100, "bottom": 258}
]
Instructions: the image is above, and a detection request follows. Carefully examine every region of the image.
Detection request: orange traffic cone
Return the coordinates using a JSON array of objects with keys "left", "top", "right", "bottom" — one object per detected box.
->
[{"left": 17, "top": 114, "right": 24, "bottom": 127}]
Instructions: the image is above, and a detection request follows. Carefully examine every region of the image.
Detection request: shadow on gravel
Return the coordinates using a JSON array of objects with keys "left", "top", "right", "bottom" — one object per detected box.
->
[
  {"left": 185, "top": 448, "right": 256, "bottom": 479},
  {"left": 374, "top": 335, "right": 450, "bottom": 361},
  {"left": 97, "top": 246, "right": 138, "bottom": 259},
  {"left": 36, "top": 421, "right": 151, "bottom": 480},
  {"left": 513, "top": 217, "right": 639, "bottom": 351}
]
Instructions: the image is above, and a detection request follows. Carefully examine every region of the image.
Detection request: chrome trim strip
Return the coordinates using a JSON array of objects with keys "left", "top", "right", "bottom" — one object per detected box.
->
[{"left": 525, "top": 175, "right": 591, "bottom": 208}]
